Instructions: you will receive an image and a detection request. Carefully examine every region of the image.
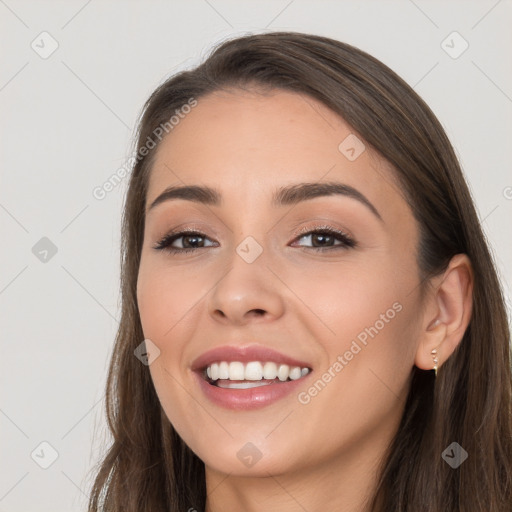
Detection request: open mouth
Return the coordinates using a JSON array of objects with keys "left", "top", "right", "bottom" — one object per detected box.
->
[{"left": 202, "top": 361, "right": 312, "bottom": 389}]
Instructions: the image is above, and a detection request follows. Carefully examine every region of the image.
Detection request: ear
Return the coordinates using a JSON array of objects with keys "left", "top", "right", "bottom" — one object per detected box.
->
[{"left": 414, "top": 254, "right": 474, "bottom": 372}]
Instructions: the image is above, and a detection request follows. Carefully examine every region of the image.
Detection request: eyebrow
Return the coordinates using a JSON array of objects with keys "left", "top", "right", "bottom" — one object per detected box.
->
[{"left": 147, "top": 181, "right": 383, "bottom": 221}]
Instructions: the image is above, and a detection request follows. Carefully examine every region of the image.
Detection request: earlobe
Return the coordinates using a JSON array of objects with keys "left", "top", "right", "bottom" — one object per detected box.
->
[
  {"left": 415, "top": 321, "right": 447, "bottom": 372},
  {"left": 414, "top": 254, "right": 474, "bottom": 373}
]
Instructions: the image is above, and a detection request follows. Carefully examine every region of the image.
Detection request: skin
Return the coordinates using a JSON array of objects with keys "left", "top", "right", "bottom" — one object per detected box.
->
[{"left": 136, "top": 88, "right": 473, "bottom": 512}]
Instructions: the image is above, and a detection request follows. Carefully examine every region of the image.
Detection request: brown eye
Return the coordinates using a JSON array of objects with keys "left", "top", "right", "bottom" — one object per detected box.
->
[
  {"left": 153, "top": 231, "right": 216, "bottom": 253},
  {"left": 293, "top": 227, "right": 356, "bottom": 251}
]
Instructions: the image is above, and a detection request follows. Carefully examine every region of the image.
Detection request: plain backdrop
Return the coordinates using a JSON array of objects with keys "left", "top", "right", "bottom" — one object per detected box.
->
[{"left": 1, "top": 1, "right": 511, "bottom": 510}]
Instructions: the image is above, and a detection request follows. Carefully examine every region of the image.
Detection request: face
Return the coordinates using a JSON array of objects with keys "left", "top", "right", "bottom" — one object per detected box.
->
[{"left": 136, "top": 88, "right": 424, "bottom": 477}]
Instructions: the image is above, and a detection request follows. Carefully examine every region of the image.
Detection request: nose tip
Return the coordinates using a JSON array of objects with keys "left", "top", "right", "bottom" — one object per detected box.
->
[{"left": 207, "top": 249, "right": 286, "bottom": 325}]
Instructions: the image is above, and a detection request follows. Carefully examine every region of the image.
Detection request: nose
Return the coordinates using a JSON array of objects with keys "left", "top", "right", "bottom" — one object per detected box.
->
[{"left": 207, "top": 243, "right": 286, "bottom": 326}]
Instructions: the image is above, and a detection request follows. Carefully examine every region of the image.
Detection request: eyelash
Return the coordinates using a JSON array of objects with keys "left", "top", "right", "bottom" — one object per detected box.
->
[{"left": 153, "top": 225, "right": 356, "bottom": 254}]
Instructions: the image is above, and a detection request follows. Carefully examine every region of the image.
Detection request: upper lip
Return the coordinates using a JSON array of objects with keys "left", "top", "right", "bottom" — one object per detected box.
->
[{"left": 191, "top": 344, "right": 313, "bottom": 372}]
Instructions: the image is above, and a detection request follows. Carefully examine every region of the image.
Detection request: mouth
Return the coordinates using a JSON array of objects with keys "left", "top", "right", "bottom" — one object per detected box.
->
[
  {"left": 201, "top": 361, "right": 312, "bottom": 389},
  {"left": 191, "top": 344, "right": 314, "bottom": 409}
]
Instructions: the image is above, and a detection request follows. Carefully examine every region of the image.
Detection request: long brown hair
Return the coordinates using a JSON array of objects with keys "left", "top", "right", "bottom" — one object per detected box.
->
[{"left": 87, "top": 32, "right": 512, "bottom": 511}]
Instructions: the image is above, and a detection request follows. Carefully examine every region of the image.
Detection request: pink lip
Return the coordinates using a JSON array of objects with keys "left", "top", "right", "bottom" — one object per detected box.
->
[
  {"left": 192, "top": 370, "right": 312, "bottom": 410},
  {"left": 190, "top": 344, "right": 312, "bottom": 371},
  {"left": 190, "top": 344, "right": 313, "bottom": 410}
]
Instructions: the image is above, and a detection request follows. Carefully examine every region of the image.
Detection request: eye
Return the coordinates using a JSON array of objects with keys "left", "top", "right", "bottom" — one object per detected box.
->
[
  {"left": 291, "top": 226, "right": 356, "bottom": 251},
  {"left": 153, "top": 230, "right": 217, "bottom": 254},
  {"left": 153, "top": 225, "right": 356, "bottom": 255}
]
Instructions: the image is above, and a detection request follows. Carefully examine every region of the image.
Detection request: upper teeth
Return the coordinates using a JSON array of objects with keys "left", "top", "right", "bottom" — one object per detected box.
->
[{"left": 205, "top": 361, "right": 310, "bottom": 381}]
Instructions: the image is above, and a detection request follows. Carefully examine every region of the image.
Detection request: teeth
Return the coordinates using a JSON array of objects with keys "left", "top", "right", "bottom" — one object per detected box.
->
[
  {"left": 229, "top": 361, "right": 245, "bottom": 380},
  {"left": 245, "top": 361, "right": 263, "bottom": 380},
  {"left": 289, "top": 366, "right": 302, "bottom": 380},
  {"left": 218, "top": 361, "right": 229, "bottom": 380},
  {"left": 217, "top": 380, "right": 275, "bottom": 389},
  {"left": 203, "top": 360, "right": 311, "bottom": 383},
  {"left": 210, "top": 363, "right": 219, "bottom": 380},
  {"left": 263, "top": 362, "right": 277, "bottom": 379},
  {"left": 277, "top": 364, "right": 289, "bottom": 381}
]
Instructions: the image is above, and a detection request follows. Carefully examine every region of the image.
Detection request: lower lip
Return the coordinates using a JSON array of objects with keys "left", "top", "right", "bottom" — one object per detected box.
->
[{"left": 193, "top": 371, "right": 311, "bottom": 410}]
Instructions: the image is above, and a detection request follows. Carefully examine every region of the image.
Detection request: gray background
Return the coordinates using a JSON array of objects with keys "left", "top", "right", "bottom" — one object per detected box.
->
[{"left": 1, "top": 0, "right": 511, "bottom": 510}]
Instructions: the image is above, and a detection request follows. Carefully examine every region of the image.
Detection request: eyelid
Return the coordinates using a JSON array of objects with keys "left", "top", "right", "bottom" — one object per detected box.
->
[{"left": 293, "top": 223, "right": 354, "bottom": 240}]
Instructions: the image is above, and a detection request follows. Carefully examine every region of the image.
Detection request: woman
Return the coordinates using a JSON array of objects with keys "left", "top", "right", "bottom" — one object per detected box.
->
[{"left": 87, "top": 32, "right": 512, "bottom": 511}]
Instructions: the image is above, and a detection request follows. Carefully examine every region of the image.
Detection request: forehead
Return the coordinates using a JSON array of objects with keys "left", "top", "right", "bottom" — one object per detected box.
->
[
  {"left": 151, "top": 88, "right": 358, "bottom": 168},
  {"left": 146, "top": 88, "right": 408, "bottom": 222}
]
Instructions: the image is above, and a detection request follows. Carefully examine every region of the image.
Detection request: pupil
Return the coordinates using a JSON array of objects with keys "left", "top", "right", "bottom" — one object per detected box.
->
[
  {"left": 184, "top": 235, "right": 203, "bottom": 248},
  {"left": 313, "top": 234, "right": 333, "bottom": 247}
]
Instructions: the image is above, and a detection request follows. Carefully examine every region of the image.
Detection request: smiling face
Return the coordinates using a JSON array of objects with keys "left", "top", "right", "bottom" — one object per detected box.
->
[{"left": 136, "top": 88, "right": 425, "bottom": 479}]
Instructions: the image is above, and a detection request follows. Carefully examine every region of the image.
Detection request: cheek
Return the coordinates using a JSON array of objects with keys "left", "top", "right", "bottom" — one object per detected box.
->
[
  {"left": 288, "top": 254, "right": 419, "bottom": 384},
  {"left": 136, "top": 260, "right": 207, "bottom": 342},
  {"left": 137, "top": 264, "right": 205, "bottom": 440},
  {"left": 287, "top": 256, "right": 403, "bottom": 337},
  {"left": 289, "top": 268, "right": 418, "bottom": 456}
]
